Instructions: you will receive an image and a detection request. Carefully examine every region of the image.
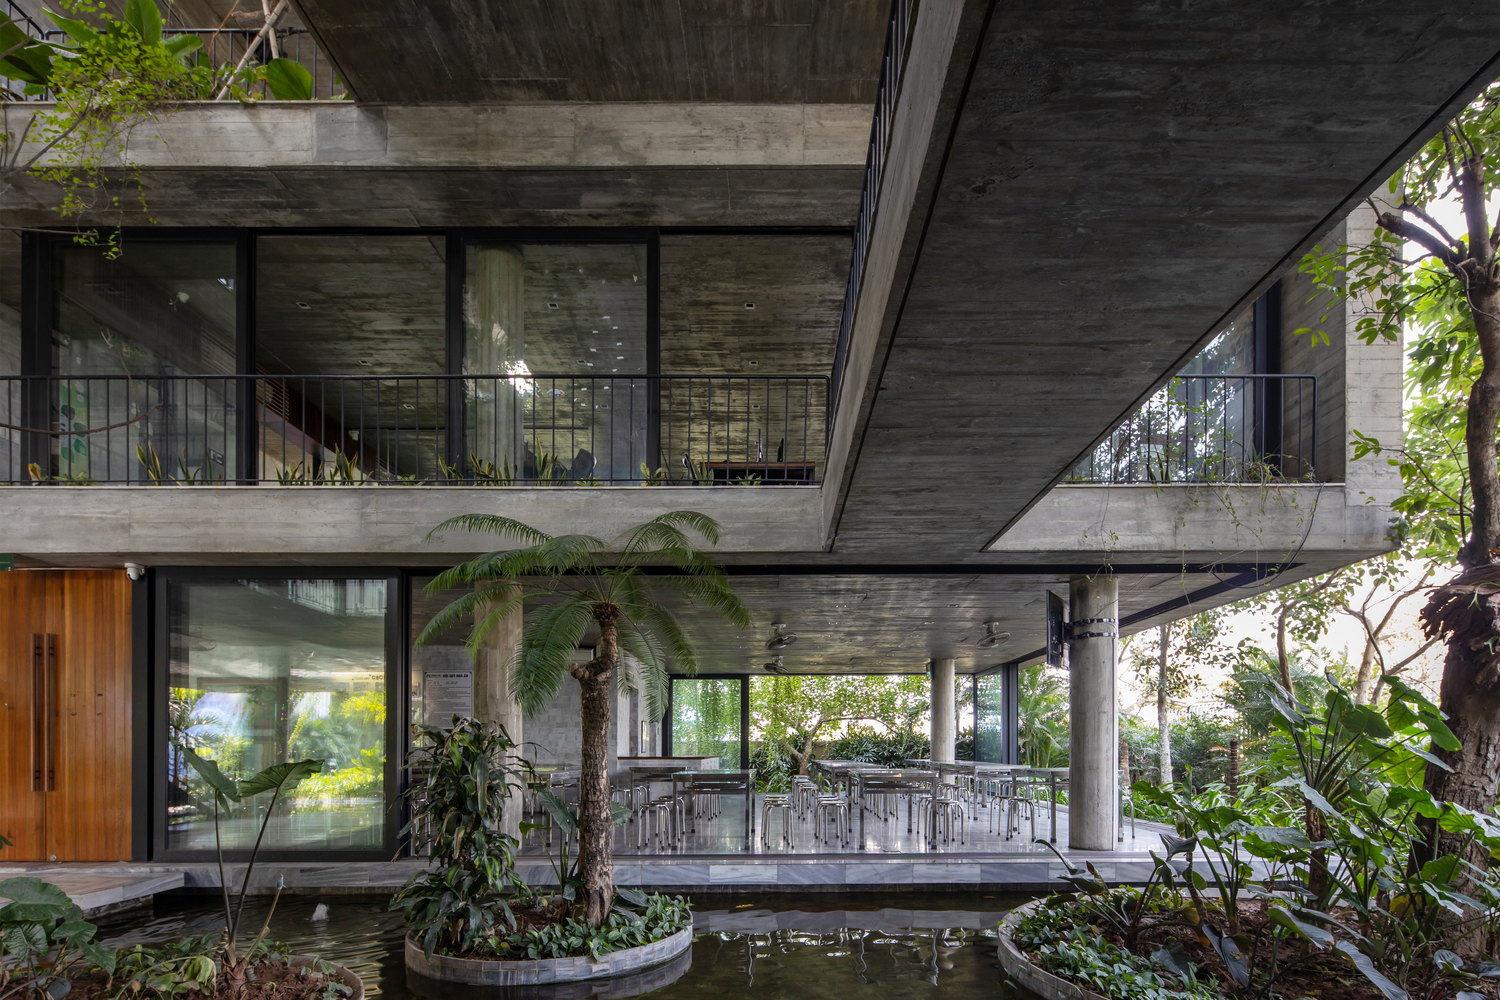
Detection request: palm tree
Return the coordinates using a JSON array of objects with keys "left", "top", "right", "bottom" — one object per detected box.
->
[{"left": 415, "top": 510, "right": 749, "bottom": 927}]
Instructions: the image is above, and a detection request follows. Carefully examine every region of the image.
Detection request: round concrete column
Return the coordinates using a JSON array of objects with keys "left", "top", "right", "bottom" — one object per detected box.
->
[
  {"left": 475, "top": 585, "right": 525, "bottom": 841},
  {"left": 1068, "top": 575, "right": 1117, "bottom": 851},
  {"left": 931, "top": 657, "right": 956, "bottom": 764}
]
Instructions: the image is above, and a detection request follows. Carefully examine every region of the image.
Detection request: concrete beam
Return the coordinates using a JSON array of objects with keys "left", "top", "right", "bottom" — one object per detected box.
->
[
  {"left": 4, "top": 102, "right": 872, "bottom": 170},
  {"left": 0, "top": 485, "right": 827, "bottom": 565},
  {"left": 986, "top": 484, "right": 1395, "bottom": 567}
]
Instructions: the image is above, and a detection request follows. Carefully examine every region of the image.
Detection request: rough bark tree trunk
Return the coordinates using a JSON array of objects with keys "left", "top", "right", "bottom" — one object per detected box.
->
[
  {"left": 572, "top": 606, "right": 618, "bottom": 928},
  {"left": 1354, "top": 638, "right": 1378, "bottom": 706},
  {"left": 1157, "top": 625, "right": 1173, "bottom": 786}
]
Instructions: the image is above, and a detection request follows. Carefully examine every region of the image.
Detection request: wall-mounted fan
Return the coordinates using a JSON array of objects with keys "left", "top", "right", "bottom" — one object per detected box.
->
[
  {"left": 765, "top": 622, "right": 798, "bottom": 651},
  {"left": 975, "top": 622, "right": 1011, "bottom": 649}
]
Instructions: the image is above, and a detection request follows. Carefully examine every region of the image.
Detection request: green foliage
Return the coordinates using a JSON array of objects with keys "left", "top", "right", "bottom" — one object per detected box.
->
[
  {"left": 0, "top": 877, "right": 116, "bottom": 1000},
  {"left": 825, "top": 726, "right": 929, "bottom": 767},
  {"left": 177, "top": 747, "right": 321, "bottom": 975},
  {"left": 749, "top": 673, "right": 932, "bottom": 778},
  {"left": 501, "top": 893, "right": 692, "bottom": 962},
  {"left": 391, "top": 717, "right": 529, "bottom": 957},
  {"left": 1018, "top": 663, "right": 1069, "bottom": 768}
]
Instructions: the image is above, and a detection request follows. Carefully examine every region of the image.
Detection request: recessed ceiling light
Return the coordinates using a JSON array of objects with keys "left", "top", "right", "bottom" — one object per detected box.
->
[
  {"left": 295, "top": 301, "right": 311, "bottom": 310},
  {"left": 357, "top": 359, "right": 371, "bottom": 366},
  {"left": 602, "top": 315, "right": 610, "bottom": 320},
  {"left": 616, "top": 356, "right": 624, "bottom": 360},
  {"left": 744, "top": 302, "right": 755, "bottom": 310},
  {"left": 402, "top": 403, "right": 414, "bottom": 409},
  {"left": 748, "top": 360, "right": 758, "bottom": 366},
  {"left": 547, "top": 302, "right": 559, "bottom": 309},
  {"left": 577, "top": 360, "right": 586, "bottom": 364}
]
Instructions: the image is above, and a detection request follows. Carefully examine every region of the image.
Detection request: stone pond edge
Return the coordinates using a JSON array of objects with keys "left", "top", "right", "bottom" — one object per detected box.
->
[
  {"left": 402, "top": 920, "right": 695, "bottom": 986},
  {"left": 998, "top": 901, "right": 1110, "bottom": 1000}
]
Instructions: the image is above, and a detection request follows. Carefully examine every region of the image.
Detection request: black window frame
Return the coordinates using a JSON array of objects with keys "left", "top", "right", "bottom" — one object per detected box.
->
[{"left": 149, "top": 565, "right": 407, "bottom": 864}]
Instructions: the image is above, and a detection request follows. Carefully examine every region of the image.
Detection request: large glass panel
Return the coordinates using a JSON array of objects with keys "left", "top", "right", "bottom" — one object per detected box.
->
[
  {"left": 48, "top": 242, "right": 238, "bottom": 483},
  {"left": 409, "top": 575, "right": 475, "bottom": 731},
  {"left": 975, "top": 670, "right": 1006, "bottom": 764},
  {"left": 671, "top": 678, "right": 741, "bottom": 767},
  {"left": 255, "top": 236, "right": 448, "bottom": 483},
  {"left": 166, "top": 577, "right": 389, "bottom": 852},
  {"left": 463, "top": 242, "right": 649, "bottom": 483},
  {"left": 1, "top": 231, "right": 21, "bottom": 484}
]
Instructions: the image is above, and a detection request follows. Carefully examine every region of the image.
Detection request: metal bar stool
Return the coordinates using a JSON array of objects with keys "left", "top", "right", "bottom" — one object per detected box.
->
[
  {"left": 813, "top": 792, "right": 849, "bottom": 847},
  {"left": 761, "top": 792, "right": 794, "bottom": 848}
]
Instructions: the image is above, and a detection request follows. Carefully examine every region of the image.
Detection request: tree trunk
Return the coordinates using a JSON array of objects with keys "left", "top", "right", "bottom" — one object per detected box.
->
[
  {"left": 1157, "top": 625, "right": 1173, "bottom": 786},
  {"left": 1275, "top": 606, "right": 1294, "bottom": 694},
  {"left": 571, "top": 607, "right": 618, "bottom": 928},
  {"left": 1354, "top": 638, "right": 1378, "bottom": 706}
]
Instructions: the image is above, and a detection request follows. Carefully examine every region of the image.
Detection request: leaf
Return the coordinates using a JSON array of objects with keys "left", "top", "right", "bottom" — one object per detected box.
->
[
  {"left": 238, "top": 759, "right": 322, "bottom": 798},
  {"left": 1335, "top": 941, "right": 1409, "bottom": 1000},
  {"left": 161, "top": 34, "right": 202, "bottom": 59},
  {"left": 1434, "top": 950, "right": 1464, "bottom": 974},
  {"left": 1161, "top": 834, "right": 1198, "bottom": 857},
  {"left": 1201, "top": 922, "right": 1249, "bottom": 987},
  {"left": 41, "top": 7, "right": 101, "bottom": 45},
  {"left": 1420, "top": 855, "right": 1460, "bottom": 884},
  {"left": 78, "top": 939, "right": 117, "bottom": 976},
  {"left": 52, "top": 919, "right": 96, "bottom": 943},
  {"left": 537, "top": 790, "right": 578, "bottom": 834},
  {"left": 1268, "top": 906, "right": 1334, "bottom": 948},
  {"left": 5, "top": 920, "right": 49, "bottom": 957},
  {"left": 0, "top": 877, "right": 75, "bottom": 921},
  {"left": 122, "top": 0, "right": 162, "bottom": 43},
  {"left": 610, "top": 801, "right": 633, "bottom": 827},
  {"left": 1150, "top": 942, "right": 1195, "bottom": 984},
  {"left": 264, "top": 58, "right": 313, "bottom": 100},
  {"left": 615, "top": 887, "right": 648, "bottom": 907},
  {"left": 180, "top": 748, "right": 242, "bottom": 804}
]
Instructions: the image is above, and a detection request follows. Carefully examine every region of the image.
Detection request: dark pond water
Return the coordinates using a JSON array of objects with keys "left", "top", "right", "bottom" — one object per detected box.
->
[{"left": 95, "top": 892, "right": 1032, "bottom": 1000}]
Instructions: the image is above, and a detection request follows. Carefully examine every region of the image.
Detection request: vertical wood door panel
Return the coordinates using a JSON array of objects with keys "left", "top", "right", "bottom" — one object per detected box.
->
[
  {"left": 46, "top": 571, "right": 133, "bottom": 861},
  {"left": 0, "top": 573, "right": 51, "bottom": 861}
]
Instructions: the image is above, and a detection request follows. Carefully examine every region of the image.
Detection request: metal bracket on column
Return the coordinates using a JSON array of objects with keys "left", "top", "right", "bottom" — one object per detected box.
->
[{"left": 1066, "top": 617, "right": 1118, "bottom": 642}]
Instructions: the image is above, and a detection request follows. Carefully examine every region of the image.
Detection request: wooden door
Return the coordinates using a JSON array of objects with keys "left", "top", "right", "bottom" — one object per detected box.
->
[
  {"left": 0, "top": 572, "right": 52, "bottom": 860},
  {"left": 0, "top": 571, "right": 132, "bottom": 862}
]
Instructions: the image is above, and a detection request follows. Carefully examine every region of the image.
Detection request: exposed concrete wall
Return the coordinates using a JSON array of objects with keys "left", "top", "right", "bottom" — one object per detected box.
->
[
  {"left": 988, "top": 483, "right": 1394, "bottom": 567},
  {"left": 474, "top": 591, "right": 524, "bottom": 841},
  {"left": 1280, "top": 231, "right": 1347, "bottom": 483},
  {"left": 1341, "top": 202, "right": 1405, "bottom": 511},
  {"left": 5, "top": 103, "right": 871, "bottom": 170},
  {"left": 0, "top": 484, "right": 827, "bottom": 564},
  {"left": 1069, "top": 575, "right": 1118, "bottom": 852}
]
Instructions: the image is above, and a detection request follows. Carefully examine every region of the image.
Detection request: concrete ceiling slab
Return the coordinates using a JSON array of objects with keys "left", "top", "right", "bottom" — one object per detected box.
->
[
  {"left": 830, "top": 1, "right": 1500, "bottom": 561},
  {"left": 294, "top": 0, "right": 889, "bottom": 104}
]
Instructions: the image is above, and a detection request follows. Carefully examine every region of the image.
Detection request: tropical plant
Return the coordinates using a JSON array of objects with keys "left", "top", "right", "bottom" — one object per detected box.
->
[
  {"left": 416, "top": 510, "right": 749, "bottom": 927},
  {"left": 507, "top": 892, "right": 691, "bottom": 962},
  {"left": 391, "top": 717, "right": 530, "bottom": 956},
  {"left": 177, "top": 747, "right": 321, "bottom": 989},
  {"left": 825, "top": 726, "right": 929, "bottom": 767},
  {"left": 750, "top": 673, "right": 931, "bottom": 777},
  {"left": 0, "top": 877, "right": 116, "bottom": 1000},
  {"left": 1018, "top": 663, "right": 1070, "bottom": 768}
]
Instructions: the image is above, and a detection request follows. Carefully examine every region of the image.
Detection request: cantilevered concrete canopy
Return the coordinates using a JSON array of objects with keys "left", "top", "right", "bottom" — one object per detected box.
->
[{"left": 826, "top": 0, "right": 1500, "bottom": 560}]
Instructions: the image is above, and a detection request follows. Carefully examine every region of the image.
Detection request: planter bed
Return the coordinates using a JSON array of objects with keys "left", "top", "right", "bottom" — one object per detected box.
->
[{"left": 404, "top": 920, "right": 694, "bottom": 986}]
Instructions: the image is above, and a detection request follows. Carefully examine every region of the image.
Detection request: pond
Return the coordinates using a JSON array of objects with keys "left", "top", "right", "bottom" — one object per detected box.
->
[{"left": 95, "top": 892, "right": 1031, "bottom": 1000}]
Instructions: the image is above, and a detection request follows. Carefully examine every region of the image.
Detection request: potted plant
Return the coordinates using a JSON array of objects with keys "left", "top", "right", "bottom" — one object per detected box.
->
[{"left": 394, "top": 717, "right": 693, "bottom": 986}]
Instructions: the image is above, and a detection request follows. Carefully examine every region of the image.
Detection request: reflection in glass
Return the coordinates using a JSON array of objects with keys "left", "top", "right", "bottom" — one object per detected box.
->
[
  {"left": 50, "top": 243, "right": 238, "bottom": 483},
  {"left": 670, "top": 679, "right": 741, "bottom": 766},
  {"left": 464, "top": 243, "right": 649, "bottom": 483},
  {"left": 167, "top": 578, "right": 389, "bottom": 852},
  {"left": 254, "top": 236, "right": 448, "bottom": 483},
  {"left": 974, "top": 671, "right": 1006, "bottom": 764}
]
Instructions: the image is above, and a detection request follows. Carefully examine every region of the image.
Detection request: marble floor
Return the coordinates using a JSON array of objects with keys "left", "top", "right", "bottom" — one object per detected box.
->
[{"left": 0, "top": 870, "right": 184, "bottom": 916}]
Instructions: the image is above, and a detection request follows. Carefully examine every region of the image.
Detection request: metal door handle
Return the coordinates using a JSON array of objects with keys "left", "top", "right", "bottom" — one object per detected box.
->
[
  {"left": 30, "top": 634, "right": 42, "bottom": 791},
  {"left": 44, "top": 633, "right": 56, "bottom": 792}
]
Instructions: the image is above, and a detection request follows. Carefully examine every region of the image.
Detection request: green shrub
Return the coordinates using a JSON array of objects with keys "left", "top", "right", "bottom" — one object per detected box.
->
[{"left": 825, "top": 727, "right": 929, "bottom": 766}]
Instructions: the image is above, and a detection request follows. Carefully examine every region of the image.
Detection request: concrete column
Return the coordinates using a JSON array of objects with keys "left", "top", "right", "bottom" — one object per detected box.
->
[
  {"left": 474, "top": 586, "right": 524, "bottom": 841},
  {"left": 1069, "top": 575, "right": 1118, "bottom": 851},
  {"left": 931, "top": 657, "right": 956, "bottom": 764}
]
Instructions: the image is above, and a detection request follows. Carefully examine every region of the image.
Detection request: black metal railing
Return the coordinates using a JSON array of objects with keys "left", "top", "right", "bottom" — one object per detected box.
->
[
  {"left": 1, "top": 374, "right": 828, "bottom": 486},
  {"left": 1064, "top": 375, "right": 1319, "bottom": 484},
  {"left": 828, "top": 0, "right": 916, "bottom": 419}
]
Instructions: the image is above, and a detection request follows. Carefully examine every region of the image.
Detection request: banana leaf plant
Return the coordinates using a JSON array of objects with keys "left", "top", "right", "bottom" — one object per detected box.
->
[{"left": 178, "top": 747, "right": 321, "bottom": 988}]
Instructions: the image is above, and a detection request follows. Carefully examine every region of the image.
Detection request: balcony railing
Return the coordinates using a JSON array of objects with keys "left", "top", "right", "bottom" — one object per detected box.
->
[
  {"left": 1, "top": 375, "right": 827, "bottom": 486},
  {"left": 1064, "top": 374, "right": 1318, "bottom": 485}
]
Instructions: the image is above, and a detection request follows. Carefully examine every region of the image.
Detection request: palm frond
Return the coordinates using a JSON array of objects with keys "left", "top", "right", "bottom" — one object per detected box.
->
[
  {"left": 414, "top": 588, "right": 486, "bottom": 648},
  {"left": 536, "top": 533, "right": 609, "bottom": 574},
  {"left": 654, "top": 571, "right": 751, "bottom": 629},
  {"left": 616, "top": 621, "right": 670, "bottom": 720},
  {"left": 461, "top": 589, "right": 529, "bottom": 655},
  {"left": 615, "top": 510, "right": 722, "bottom": 563},
  {"left": 629, "top": 596, "right": 699, "bottom": 676},
  {"left": 512, "top": 598, "right": 593, "bottom": 716},
  {"left": 424, "top": 514, "right": 554, "bottom": 546}
]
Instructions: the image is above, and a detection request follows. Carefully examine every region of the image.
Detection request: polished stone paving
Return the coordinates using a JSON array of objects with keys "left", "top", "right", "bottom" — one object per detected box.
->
[
  {"left": 0, "top": 800, "right": 1175, "bottom": 896},
  {"left": 0, "top": 871, "right": 184, "bottom": 916}
]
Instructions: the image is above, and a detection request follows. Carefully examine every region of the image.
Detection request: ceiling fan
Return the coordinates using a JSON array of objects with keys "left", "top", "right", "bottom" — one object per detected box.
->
[
  {"left": 975, "top": 621, "right": 1011, "bottom": 649},
  {"left": 765, "top": 622, "right": 798, "bottom": 651},
  {"left": 762, "top": 655, "right": 791, "bottom": 676}
]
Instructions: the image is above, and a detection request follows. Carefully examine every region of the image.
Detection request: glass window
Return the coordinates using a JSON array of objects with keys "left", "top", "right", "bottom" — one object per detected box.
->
[
  {"left": 48, "top": 242, "right": 238, "bottom": 484},
  {"left": 464, "top": 243, "right": 648, "bottom": 484},
  {"left": 975, "top": 671, "right": 1007, "bottom": 764},
  {"left": 54, "top": 242, "right": 237, "bottom": 377},
  {"left": 166, "top": 577, "right": 390, "bottom": 853},
  {"left": 670, "top": 678, "right": 742, "bottom": 766}
]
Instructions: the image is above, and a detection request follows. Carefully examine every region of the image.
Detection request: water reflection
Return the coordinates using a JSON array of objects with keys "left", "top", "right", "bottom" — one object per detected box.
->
[{"left": 96, "top": 894, "right": 1019, "bottom": 1000}]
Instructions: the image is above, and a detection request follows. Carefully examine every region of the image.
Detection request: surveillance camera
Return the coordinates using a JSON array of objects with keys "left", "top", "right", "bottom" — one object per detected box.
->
[{"left": 125, "top": 563, "right": 145, "bottom": 581}]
